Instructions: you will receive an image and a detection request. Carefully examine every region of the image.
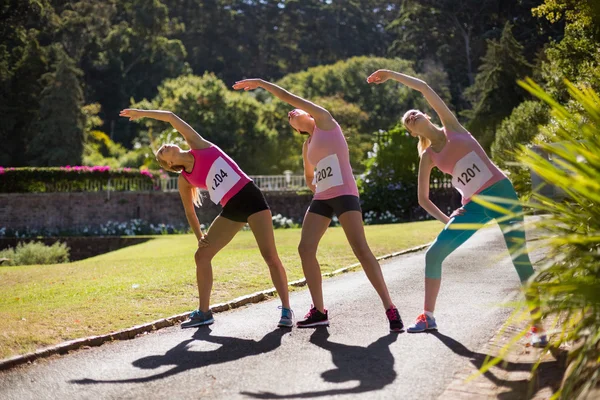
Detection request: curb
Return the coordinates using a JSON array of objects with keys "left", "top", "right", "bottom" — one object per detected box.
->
[{"left": 0, "top": 242, "right": 430, "bottom": 371}]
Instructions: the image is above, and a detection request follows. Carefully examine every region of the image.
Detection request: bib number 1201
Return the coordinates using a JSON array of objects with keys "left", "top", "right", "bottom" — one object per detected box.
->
[
  {"left": 211, "top": 169, "right": 228, "bottom": 191},
  {"left": 451, "top": 151, "right": 493, "bottom": 199},
  {"left": 456, "top": 163, "right": 481, "bottom": 186}
]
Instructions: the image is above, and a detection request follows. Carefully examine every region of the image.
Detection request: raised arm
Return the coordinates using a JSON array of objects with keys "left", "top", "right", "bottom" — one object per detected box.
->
[
  {"left": 302, "top": 140, "right": 316, "bottom": 193},
  {"left": 367, "top": 70, "right": 466, "bottom": 133},
  {"left": 232, "top": 79, "right": 336, "bottom": 131},
  {"left": 417, "top": 152, "right": 451, "bottom": 224},
  {"left": 119, "top": 109, "right": 208, "bottom": 149}
]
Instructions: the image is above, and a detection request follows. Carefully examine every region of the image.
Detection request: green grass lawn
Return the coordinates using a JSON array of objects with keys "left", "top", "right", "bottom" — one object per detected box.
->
[{"left": 0, "top": 220, "right": 442, "bottom": 359}]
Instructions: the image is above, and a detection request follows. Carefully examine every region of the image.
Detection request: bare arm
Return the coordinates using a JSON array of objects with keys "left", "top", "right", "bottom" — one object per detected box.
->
[
  {"left": 417, "top": 152, "right": 451, "bottom": 224},
  {"left": 367, "top": 70, "right": 467, "bottom": 133},
  {"left": 119, "top": 109, "right": 208, "bottom": 149},
  {"left": 302, "top": 140, "right": 316, "bottom": 193},
  {"left": 178, "top": 175, "right": 204, "bottom": 241},
  {"left": 232, "top": 79, "right": 336, "bottom": 131}
]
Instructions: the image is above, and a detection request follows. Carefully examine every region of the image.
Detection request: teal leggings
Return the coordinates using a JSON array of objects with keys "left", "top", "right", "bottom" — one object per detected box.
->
[{"left": 425, "top": 178, "right": 534, "bottom": 282}]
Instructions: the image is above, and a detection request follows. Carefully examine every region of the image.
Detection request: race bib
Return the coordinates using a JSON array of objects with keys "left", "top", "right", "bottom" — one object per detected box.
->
[
  {"left": 206, "top": 157, "right": 241, "bottom": 204},
  {"left": 452, "top": 151, "right": 493, "bottom": 199},
  {"left": 313, "top": 154, "right": 344, "bottom": 193}
]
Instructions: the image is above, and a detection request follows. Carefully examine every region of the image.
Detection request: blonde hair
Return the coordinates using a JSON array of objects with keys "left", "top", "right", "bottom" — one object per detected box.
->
[
  {"left": 402, "top": 109, "right": 432, "bottom": 157},
  {"left": 417, "top": 136, "right": 432, "bottom": 157},
  {"left": 156, "top": 144, "right": 202, "bottom": 207}
]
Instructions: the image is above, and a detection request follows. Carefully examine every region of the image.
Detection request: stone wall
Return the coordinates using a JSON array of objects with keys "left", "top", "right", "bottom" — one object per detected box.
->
[
  {"left": 0, "top": 191, "right": 314, "bottom": 232},
  {"left": 0, "top": 189, "right": 458, "bottom": 233}
]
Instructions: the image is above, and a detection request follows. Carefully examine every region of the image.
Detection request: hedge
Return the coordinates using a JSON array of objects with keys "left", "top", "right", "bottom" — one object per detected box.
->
[{"left": 0, "top": 166, "right": 161, "bottom": 193}]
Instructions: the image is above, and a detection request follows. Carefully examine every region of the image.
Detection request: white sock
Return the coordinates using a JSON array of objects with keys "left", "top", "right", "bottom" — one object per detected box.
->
[{"left": 424, "top": 311, "right": 434, "bottom": 319}]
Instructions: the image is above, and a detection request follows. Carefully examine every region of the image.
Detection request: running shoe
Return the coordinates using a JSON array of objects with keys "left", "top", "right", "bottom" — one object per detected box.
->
[
  {"left": 296, "top": 306, "right": 329, "bottom": 328},
  {"left": 278, "top": 307, "right": 294, "bottom": 328},
  {"left": 407, "top": 313, "right": 437, "bottom": 333},
  {"left": 386, "top": 306, "right": 404, "bottom": 332},
  {"left": 181, "top": 309, "right": 214, "bottom": 328}
]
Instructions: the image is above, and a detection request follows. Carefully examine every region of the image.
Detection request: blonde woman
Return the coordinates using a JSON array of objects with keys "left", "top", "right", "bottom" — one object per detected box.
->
[
  {"left": 120, "top": 109, "right": 292, "bottom": 328},
  {"left": 366, "top": 70, "right": 546, "bottom": 346}
]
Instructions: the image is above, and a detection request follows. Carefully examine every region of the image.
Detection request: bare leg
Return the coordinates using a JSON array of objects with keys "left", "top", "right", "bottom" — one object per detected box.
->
[
  {"left": 247, "top": 209, "right": 291, "bottom": 309},
  {"left": 338, "top": 211, "right": 394, "bottom": 310},
  {"left": 424, "top": 278, "right": 442, "bottom": 313},
  {"left": 298, "top": 211, "right": 331, "bottom": 313},
  {"left": 195, "top": 216, "right": 245, "bottom": 312}
]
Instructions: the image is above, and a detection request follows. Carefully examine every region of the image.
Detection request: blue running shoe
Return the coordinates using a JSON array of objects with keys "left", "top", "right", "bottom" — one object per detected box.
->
[
  {"left": 407, "top": 313, "right": 437, "bottom": 333},
  {"left": 278, "top": 307, "right": 294, "bottom": 328},
  {"left": 529, "top": 326, "right": 548, "bottom": 348},
  {"left": 181, "top": 309, "right": 214, "bottom": 328}
]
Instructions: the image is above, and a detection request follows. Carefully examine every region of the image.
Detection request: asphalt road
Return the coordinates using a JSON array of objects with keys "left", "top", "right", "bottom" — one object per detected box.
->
[{"left": 0, "top": 224, "right": 545, "bottom": 400}]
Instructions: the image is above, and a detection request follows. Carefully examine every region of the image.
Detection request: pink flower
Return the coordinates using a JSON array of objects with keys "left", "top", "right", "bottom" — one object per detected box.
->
[{"left": 0, "top": 167, "right": 4, "bottom": 175}]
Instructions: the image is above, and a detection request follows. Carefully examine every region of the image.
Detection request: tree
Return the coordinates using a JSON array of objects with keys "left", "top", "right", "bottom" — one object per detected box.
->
[
  {"left": 27, "top": 46, "right": 86, "bottom": 166},
  {"left": 463, "top": 23, "right": 533, "bottom": 151},
  {"left": 0, "top": 1, "right": 52, "bottom": 166},
  {"left": 534, "top": 0, "right": 600, "bottom": 99},
  {"left": 87, "top": 0, "right": 188, "bottom": 146},
  {"left": 132, "top": 73, "right": 283, "bottom": 174}
]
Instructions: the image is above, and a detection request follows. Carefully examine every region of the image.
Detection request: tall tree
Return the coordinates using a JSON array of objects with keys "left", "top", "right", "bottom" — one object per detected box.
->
[
  {"left": 27, "top": 46, "right": 86, "bottom": 166},
  {"left": 463, "top": 23, "right": 533, "bottom": 150}
]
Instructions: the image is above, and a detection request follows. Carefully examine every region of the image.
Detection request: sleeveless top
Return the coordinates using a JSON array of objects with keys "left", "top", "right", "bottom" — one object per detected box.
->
[
  {"left": 425, "top": 129, "right": 506, "bottom": 205},
  {"left": 181, "top": 145, "right": 251, "bottom": 206},
  {"left": 306, "top": 120, "right": 359, "bottom": 200}
]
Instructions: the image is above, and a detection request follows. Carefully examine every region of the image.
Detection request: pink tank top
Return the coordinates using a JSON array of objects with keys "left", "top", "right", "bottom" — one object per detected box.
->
[
  {"left": 181, "top": 145, "right": 251, "bottom": 206},
  {"left": 425, "top": 129, "right": 506, "bottom": 205},
  {"left": 306, "top": 121, "right": 359, "bottom": 200}
]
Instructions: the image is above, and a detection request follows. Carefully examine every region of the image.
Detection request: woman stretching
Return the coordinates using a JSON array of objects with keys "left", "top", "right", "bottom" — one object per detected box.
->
[
  {"left": 119, "top": 109, "right": 293, "bottom": 329},
  {"left": 232, "top": 79, "right": 403, "bottom": 332},
  {"left": 366, "top": 70, "right": 546, "bottom": 346}
]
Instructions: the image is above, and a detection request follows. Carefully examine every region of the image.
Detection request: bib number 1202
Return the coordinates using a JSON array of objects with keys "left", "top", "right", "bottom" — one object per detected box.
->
[
  {"left": 456, "top": 163, "right": 480, "bottom": 186},
  {"left": 211, "top": 169, "right": 228, "bottom": 191}
]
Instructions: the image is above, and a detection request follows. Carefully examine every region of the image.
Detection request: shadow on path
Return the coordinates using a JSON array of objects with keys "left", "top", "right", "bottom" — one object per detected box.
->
[
  {"left": 242, "top": 328, "right": 398, "bottom": 399},
  {"left": 431, "top": 331, "right": 564, "bottom": 400},
  {"left": 71, "top": 327, "right": 289, "bottom": 385}
]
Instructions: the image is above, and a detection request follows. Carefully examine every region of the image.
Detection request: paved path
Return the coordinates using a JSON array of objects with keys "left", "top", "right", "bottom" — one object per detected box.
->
[{"left": 0, "top": 225, "right": 549, "bottom": 399}]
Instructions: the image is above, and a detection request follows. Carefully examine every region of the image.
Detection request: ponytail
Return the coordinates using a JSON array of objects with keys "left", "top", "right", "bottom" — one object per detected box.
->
[{"left": 417, "top": 136, "right": 431, "bottom": 157}]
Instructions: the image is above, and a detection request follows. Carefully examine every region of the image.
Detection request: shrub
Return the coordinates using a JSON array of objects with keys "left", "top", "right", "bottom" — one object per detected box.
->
[
  {"left": 490, "top": 100, "right": 549, "bottom": 196},
  {"left": 0, "top": 241, "right": 70, "bottom": 266},
  {"left": 358, "top": 124, "right": 447, "bottom": 221},
  {"left": 271, "top": 214, "right": 299, "bottom": 229},
  {"left": 482, "top": 78, "right": 600, "bottom": 400},
  {"left": 0, "top": 220, "right": 191, "bottom": 238}
]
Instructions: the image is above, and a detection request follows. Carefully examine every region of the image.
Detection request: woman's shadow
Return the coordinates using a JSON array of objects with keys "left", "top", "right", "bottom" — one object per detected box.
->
[
  {"left": 430, "top": 331, "right": 564, "bottom": 399},
  {"left": 243, "top": 327, "right": 399, "bottom": 399},
  {"left": 72, "top": 327, "right": 289, "bottom": 385}
]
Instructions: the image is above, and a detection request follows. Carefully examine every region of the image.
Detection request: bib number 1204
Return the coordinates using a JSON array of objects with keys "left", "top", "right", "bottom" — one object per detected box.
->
[
  {"left": 211, "top": 169, "right": 228, "bottom": 191},
  {"left": 456, "top": 163, "right": 480, "bottom": 186}
]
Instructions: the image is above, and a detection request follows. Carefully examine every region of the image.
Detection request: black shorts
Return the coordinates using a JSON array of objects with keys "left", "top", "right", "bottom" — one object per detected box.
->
[
  {"left": 308, "top": 195, "right": 362, "bottom": 219},
  {"left": 220, "top": 182, "right": 270, "bottom": 223}
]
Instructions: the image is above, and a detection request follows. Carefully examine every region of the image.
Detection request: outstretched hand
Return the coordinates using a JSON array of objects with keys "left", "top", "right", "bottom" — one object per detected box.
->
[
  {"left": 366, "top": 69, "right": 393, "bottom": 85},
  {"left": 119, "top": 109, "right": 143, "bottom": 121},
  {"left": 232, "top": 79, "right": 263, "bottom": 91}
]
